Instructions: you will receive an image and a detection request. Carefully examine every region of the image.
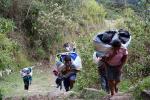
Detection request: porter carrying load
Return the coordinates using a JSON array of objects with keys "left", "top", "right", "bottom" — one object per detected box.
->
[{"left": 93, "top": 29, "right": 131, "bottom": 64}]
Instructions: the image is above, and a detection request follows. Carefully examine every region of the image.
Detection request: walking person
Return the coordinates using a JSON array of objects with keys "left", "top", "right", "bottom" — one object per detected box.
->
[
  {"left": 62, "top": 55, "right": 79, "bottom": 91},
  {"left": 23, "top": 73, "right": 31, "bottom": 90},
  {"left": 20, "top": 67, "right": 33, "bottom": 90},
  {"left": 103, "top": 40, "right": 128, "bottom": 96}
]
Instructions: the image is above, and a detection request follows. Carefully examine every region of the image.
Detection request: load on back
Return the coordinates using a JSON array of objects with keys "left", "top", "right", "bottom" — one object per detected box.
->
[
  {"left": 93, "top": 29, "right": 131, "bottom": 64},
  {"left": 20, "top": 67, "right": 33, "bottom": 77},
  {"left": 55, "top": 42, "right": 82, "bottom": 72}
]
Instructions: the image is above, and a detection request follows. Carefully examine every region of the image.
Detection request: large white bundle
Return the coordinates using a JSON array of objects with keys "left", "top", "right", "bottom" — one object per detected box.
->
[
  {"left": 93, "top": 30, "right": 117, "bottom": 52},
  {"left": 93, "top": 30, "right": 131, "bottom": 52},
  {"left": 72, "top": 55, "right": 82, "bottom": 70},
  {"left": 55, "top": 52, "right": 82, "bottom": 71},
  {"left": 93, "top": 29, "right": 131, "bottom": 64},
  {"left": 20, "top": 67, "right": 32, "bottom": 77},
  {"left": 118, "top": 29, "right": 131, "bottom": 48}
]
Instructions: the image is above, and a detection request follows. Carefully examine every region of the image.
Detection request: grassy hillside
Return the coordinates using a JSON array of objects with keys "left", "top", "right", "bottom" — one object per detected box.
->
[{"left": 0, "top": 0, "right": 149, "bottom": 99}]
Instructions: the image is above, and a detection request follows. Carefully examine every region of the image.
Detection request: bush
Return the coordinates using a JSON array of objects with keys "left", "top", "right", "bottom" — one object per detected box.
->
[
  {"left": 0, "top": 33, "right": 31, "bottom": 70},
  {"left": 133, "top": 76, "right": 150, "bottom": 100},
  {"left": 0, "top": 0, "right": 12, "bottom": 15},
  {"left": 80, "top": 0, "right": 106, "bottom": 24},
  {"left": 0, "top": 18, "right": 15, "bottom": 34},
  {"left": 0, "top": 33, "right": 17, "bottom": 70},
  {"left": 115, "top": 8, "right": 150, "bottom": 83},
  {"left": 36, "top": 47, "right": 46, "bottom": 60},
  {"left": 74, "top": 34, "right": 99, "bottom": 90},
  {"left": 15, "top": 52, "right": 32, "bottom": 69},
  {"left": 0, "top": 88, "right": 4, "bottom": 100}
]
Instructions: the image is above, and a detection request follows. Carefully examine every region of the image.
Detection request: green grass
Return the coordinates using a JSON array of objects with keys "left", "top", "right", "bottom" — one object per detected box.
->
[
  {"left": 80, "top": 89, "right": 107, "bottom": 100},
  {"left": 119, "top": 79, "right": 132, "bottom": 92},
  {"left": 0, "top": 68, "right": 54, "bottom": 98},
  {"left": 0, "top": 72, "right": 23, "bottom": 96},
  {"left": 133, "top": 76, "right": 150, "bottom": 100}
]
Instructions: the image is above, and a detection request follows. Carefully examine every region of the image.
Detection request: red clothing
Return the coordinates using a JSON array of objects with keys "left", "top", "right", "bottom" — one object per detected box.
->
[{"left": 106, "top": 47, "right": 128, "bottom": 66}]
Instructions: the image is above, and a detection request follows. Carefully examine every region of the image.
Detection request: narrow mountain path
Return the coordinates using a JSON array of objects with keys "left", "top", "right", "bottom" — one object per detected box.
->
[
  {"left": 102, "top": 92, "right": 133, "bottom": 100},
  {"left": 2, "top": 63, "right": 66, "bottom": 100},
  {"left": 2, "top": 20, "right": 134, "bottom": 100}
]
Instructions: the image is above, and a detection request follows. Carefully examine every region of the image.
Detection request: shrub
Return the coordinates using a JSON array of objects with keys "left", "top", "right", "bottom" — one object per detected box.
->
[
  {"left": 0, "top": 88, "right": 4, "bottom": 100},
  {"left": 36, "top": 47, "right": 46, "bottom": 60},
  {"left": 0, "top": 18, "right": 15, "bottom": 34},
  {"left": 133, "top": 76, "right": 150, "bottom": 100},
  {"left": 80, "top": 0, "right": 106, "bottom": 24},
  {"left": 74, "top": 34, "right": 99, "bottom": 90},
  {"left": 0, "top": 33, "right": 30, "bottom": 70},
  {"left": 115, "top": 8, "right": 150, "bottom": 83},
  {"left": 0, "top": 33, "right": 17, "bottom": 70}
]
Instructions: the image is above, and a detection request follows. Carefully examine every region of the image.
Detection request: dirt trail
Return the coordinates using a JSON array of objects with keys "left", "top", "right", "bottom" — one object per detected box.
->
[
  {"left": 3, "top": 64, "right": 68, "bottom": 100},
  {"left": 102, "top": 92, "right": 133, "bottom": 100},
  {"left": 3, "top": 20, "right": 133, "bottom": 100}
]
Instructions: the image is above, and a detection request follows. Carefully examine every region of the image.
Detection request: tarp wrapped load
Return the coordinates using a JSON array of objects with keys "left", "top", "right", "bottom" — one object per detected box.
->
[
  {"left": 93, "top": 30, "right": 131, "bottom": 52},
  {"left": 93, "top": 30, "right": 117, "bottom": 52},
  {"left": 20, "top": 67, "right": 33, "bottom": 77},
  {"left": 118, "top": 29, "right": 131, "bottom": 48},
  {"left": 56, "top": 52, "right": 82, "bottom": 71},
  {"left": 93, "top": 29, "right": 131, "bottom": 64}
]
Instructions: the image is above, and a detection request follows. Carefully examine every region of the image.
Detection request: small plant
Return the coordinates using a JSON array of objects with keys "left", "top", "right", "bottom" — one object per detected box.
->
[
  {"left": 0, "top": 88, "right": 4, "bottom": 100},
  {"left": 133, "top": 76, "right": 150, "bottom": 100},
  {"left": 0, "top": 18, "right": 15, "bottom": 34},
  {"left": 36, "top": 47, "right": 46, "bottom": 60}
]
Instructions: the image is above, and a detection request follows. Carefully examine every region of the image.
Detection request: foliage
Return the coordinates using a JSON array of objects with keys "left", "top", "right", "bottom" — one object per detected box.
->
[
  {"left": 0, "top": 33, "right": 17, "bottom": 70},
  {"left": 74, "top": 34, "right": 99, "bottom": 90},
  {"left": 0, "top": 33, "right": 31, "bottom": 70},
  {"left": 0, "top": 69, "right": 51, "bottom": 97},
  {"left": 133, "top": 76, "right": 150, "bottom": 100},
  {"left": 115, "top": 8, "right": 150, "bottom": 83},
  {"left": 119, "top": 80, "right": 132, "bottom": 92},
  {"left": 0, "top": 18, "right": 31, "bottom": 70},
  {"left": 0, "top": 88, "right": 3, "bottom": 100},
  {"left": 80, "top": 89, "right": 106, "bottom": 99},
  {"left": 80, "top": 0, "right": 106, "bottom": 24},
  {"left": 35, "top": 47, "right": 46, "bottom": 60},
  {"left": 34, "top": 1, "right": 72, "bottom": 51},
  {"left": 15, "top": 51, "right": 32, "bottom": 69},
  {"left": 0, "top": 18, "right": 15, "bottom": 34},
  {"left": 18, "top": 0, "right": 106, "bottom": 59},
  {"left": 0, "top": 0, "right": 12, "bottom": 16}
]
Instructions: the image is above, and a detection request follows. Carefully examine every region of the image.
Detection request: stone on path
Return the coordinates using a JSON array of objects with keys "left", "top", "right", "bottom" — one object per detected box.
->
[{"left": 103, "top": 92, "right": 133, "bottom": 100}]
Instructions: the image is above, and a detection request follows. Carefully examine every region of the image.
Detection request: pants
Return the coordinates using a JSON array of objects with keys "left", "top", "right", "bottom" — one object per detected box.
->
[
  {"left": 63, "top": 77, "right": 70, "bottom": 91},
  {"left": 56, "top": 77, "right": 63, "bottom": 90},
  {"left": 100, "top": 74, "right": 109, "bottom": 93},
  {"left": 98, "top": 66, "right": 109, "bottom": 93},
  {"left": 23, "top": 76, "right": 30, "bottom": 90},
  {"left": 63, "top": 73, "right": 77, "bottom": 91}
]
